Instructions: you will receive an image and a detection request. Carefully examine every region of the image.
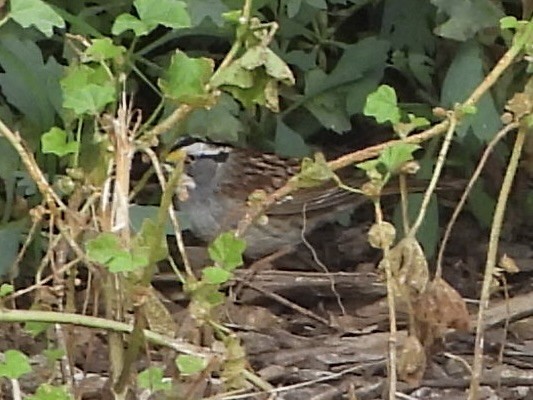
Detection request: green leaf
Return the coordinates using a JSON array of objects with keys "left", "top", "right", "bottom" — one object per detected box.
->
[
  {"left": 138, "top": 366, "right": 171, "bottom": 391},
  {"left": 184, "top": 0, "right": 229, "bottom": 26},
  {"left": 159, "top": 51, "right": 214, "bottom": 105},
  {"left": 287, "top": 0, "right": 302, "bottom": 18},
  {"left": 202, "top": 266, "right": 232, "bottom": 284},
  {"left": 274, "top": 118, "right": 311, "bottom": 158},
  {"left": 85, "top": 38, "right": 126, "bottom": 62},
  {"left": 500, "top": 16, "right": 518, "bottom": 30},
  {"left": 175, "top": 354, "right": 206, "bottom": 376},
  {"left": 297, "top": 153, "right": 335, "bottom": 187},
  {"left": 25, "top": 320, "right": 50, "bottom": 337},
  {"left": 185, "top": 94, "right": 244, "bottom": 143},
  {"left": 135, "top": 0, "right": 191, "bottom": 29},
  {"left": 0, "top": 284, "right": 14, "bottom": 297},
  {"left": 63, "top": 83, "right": 115, "bottom": 116},
  {"left": 85, "top": 232, "right": 149, "bottom": 273},
  {"left": 135, "top": 218, "right": 169, "bottom": 264},
  {"left": 0, "top": 36, "right": 63, "bottom": 142},
  {"left": 441, "top": 41, "right": 501, "bottom": 141},
  {"left": 240, "top": 47, "right": 295, "bottom": 85},
  {"left": 431, "top": 0, "right": 504, "bottom": 41},
  {"left": 41, "top": 127, "right": 79, "bottom": 157},
  {"left": 381, "top": 0, "right": 435, "bottom": 53},
  {"left": 304, "top": 70, "right": 351, "bottom": 132},
  {"left": 364, "top": 85, "right": 401, "bottom": 124},
  {"left": 42, "top": 348, "right": 65, "bottom": 362},
  {"left": 130, "top": 205, "right": 188, "bottom": 233},
  {"left": 0, "top": 222, "right": 23, "bottom": 277},
  {"left": 106, "top": 249, "right": 149, "bottom": 273},
  {"left": 379, "top": 143, "right": 421, "bottom": 173},
  {"left": 0, "top": 350, "right": 31, "bottom": 379},
  {"left": 112, "top": 14, "right": 153, "bottom": 36},
  {"left": 393, "top": 193, "right": 439, "bottom": 257},
  {"left": 85, "top": 233, "right": 123, "bottom": 265},
  {"left": 302, "top": 37, "right": 390, "bottom": 131},
  {"left": 208, "top": 232, "right": 246, "bottom": 271},
  {"left": 27, "top": 384, "right": 72, "bottom": 400},
  {"left": 305, "top": 0, "right": 327, "bottom": 9},
  {"left": 10, "top": 0, "right": 65, "bottom": 38}
]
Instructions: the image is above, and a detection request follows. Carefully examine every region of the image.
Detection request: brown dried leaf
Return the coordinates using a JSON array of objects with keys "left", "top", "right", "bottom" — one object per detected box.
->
[
  {"left": 499, "top": 253, "right": 520, "bottom": 274},
  {"left": 413, "top": 277, "right": 470, "bottom": 346},
  {"left": 387, "top": 237, "right": 429, "bottom": 296},
  {"left": 398, "top": 334, "right": 426, "bottom": 386}
]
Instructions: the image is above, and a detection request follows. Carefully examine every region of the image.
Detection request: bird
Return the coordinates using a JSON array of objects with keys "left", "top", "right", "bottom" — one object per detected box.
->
[{"left": 177, "top": 142, "right": 381, "bottom": 259}]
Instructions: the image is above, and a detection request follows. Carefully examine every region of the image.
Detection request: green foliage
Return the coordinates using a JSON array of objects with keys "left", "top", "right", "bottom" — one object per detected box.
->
[
  {"left": 175, "top": 354, "right": 207, "bottom": 375},
  {"left": 0, "top": 36, "right": 63, "bottom": 145},
  {"left": 0, "top": 283, "right": 14, "bottom": 297},
  {"left": 85, "top": 233, "right": 149, "bottom": 273},
  {"left": 41, "top": 127, "right": 79, "bottom": 157},
  {"left": 112, "top": 0, "right": 191, "bottom": 36},
  {"left": 159, "top": 51, "right": 214, "bottom": 105},
  {"left": 61, "top": 65, "right": 116, "bottom": 116},
  {"left": 358, "top": 143, "right": 421, "bottom": 180},
  {"left": 27, "top": 384, "right": 72, "bottom": 400},
  {"left": 0, "top": 0, "right": 530, "bottom": 396},
  {"left": 9, "top": 0, "right": 65, "bottom": 38},
  {"left": 138, "top": 366, "right": 172, "bottom": 392},
  {"left": 208, "top": 232, "right": 246, "bottom": 272},
  {"left": 0, "top": 350, "right": 31, "bottom": 379},
  {"left": 441, "top": 41, "right": 501, "bottom": 142},
  {"left": 364, "top": 85, "right": 401, "bottom": 124}
]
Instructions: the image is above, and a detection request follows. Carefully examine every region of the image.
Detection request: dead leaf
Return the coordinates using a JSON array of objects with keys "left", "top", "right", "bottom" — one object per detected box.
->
[{"left": 398, "top": 334, "right": 426, "bottom": 386}]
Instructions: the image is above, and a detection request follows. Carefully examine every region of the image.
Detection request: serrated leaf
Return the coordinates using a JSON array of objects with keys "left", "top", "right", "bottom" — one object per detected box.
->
[
  {"left": 208, "top": 232, "right": 246, "bottom": 271},
  {"left": 27, "top": 384, "right": 72, "bottom": 400},
  {"left": 85, "top": 38, "right": 125, "bottom": 62},
  {"left": 138, "top": 366, "right": 171, "bottom": 391},
  {"left": 239, "top": 46, "right": 295, "bottom": 85},
  {"left": 364, "top": 85, "right": 401, "bottom": 124},
  {"left": 42, "top": 348, "right": 65, "bottom": 362},
  {"left": 0, "top": 36, "right": 63, "bottom": 142},
  {"left": 25, "top": 320, "right": 50, "bottom": 337},
  {"left": 41, "top": 127, "right": 79, "bottom": 157},
  {"left": 176, "top": 354, "right": 207, "bottom": 375},
  {"left": 135, "top": 218, "right": 168, "bottom": 264},
  {"left": 441, "top": 41, "right": 501, "bottom": 141},
  {"left": 379, "top": 143, "right": 421, "bottom": 173},
  {"left": 184, "top": 0, "right": 229, "bottom": 26},
  {"left": 0, "top": 350, "right": 31, "bottom": 379},
  {"left": 302, "top": 38, "right": 390, "bottom": 131},
  {"left": 185, "top": 94, "right": 244, "bottom": 143},
  {"left": 202, "top": 266, "right": 232, "bottom": 284},
  {"left": 106, "top": 249, "right": 149, "bottom": 273},
  {"left": 159, "top": 51, "right": 214, "bottom": 105},
  {"left": 85, "top": 233, "right": 122, "bottom": 265},
  {"left": 431, "top": 0, "right": 504, "bottom": 41},
  {"left": 274, "top": 118, "right": 310, "bottom": 158},
  {"left": 381, "top": 0, "right": 435, "bottom": 53},
  {"left": 10, "top": 0, "right": 65, "bottom": 38},
  {"left": 297, "top": 153, "right": 335, "bottom": 187},
  {"left": 112, "top": 14, "right": 153, "bottom": 36},
  {"left": 0, "top": 283, "right": 14, "bottom": 297},
  {"left": 63, "top": 83, "right": 115, "bottom": 116},
  {"left": 134, "top": 0, "right": 191, "bottom": 30}
]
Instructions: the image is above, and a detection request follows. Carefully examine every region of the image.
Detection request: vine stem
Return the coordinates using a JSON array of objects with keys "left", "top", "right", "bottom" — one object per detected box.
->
[
  {"left": 0, "top": 309, "right": 214, "bottom": 357},
  {"left": 468, "top": 124, "right": 527, "bottom": 399}
]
